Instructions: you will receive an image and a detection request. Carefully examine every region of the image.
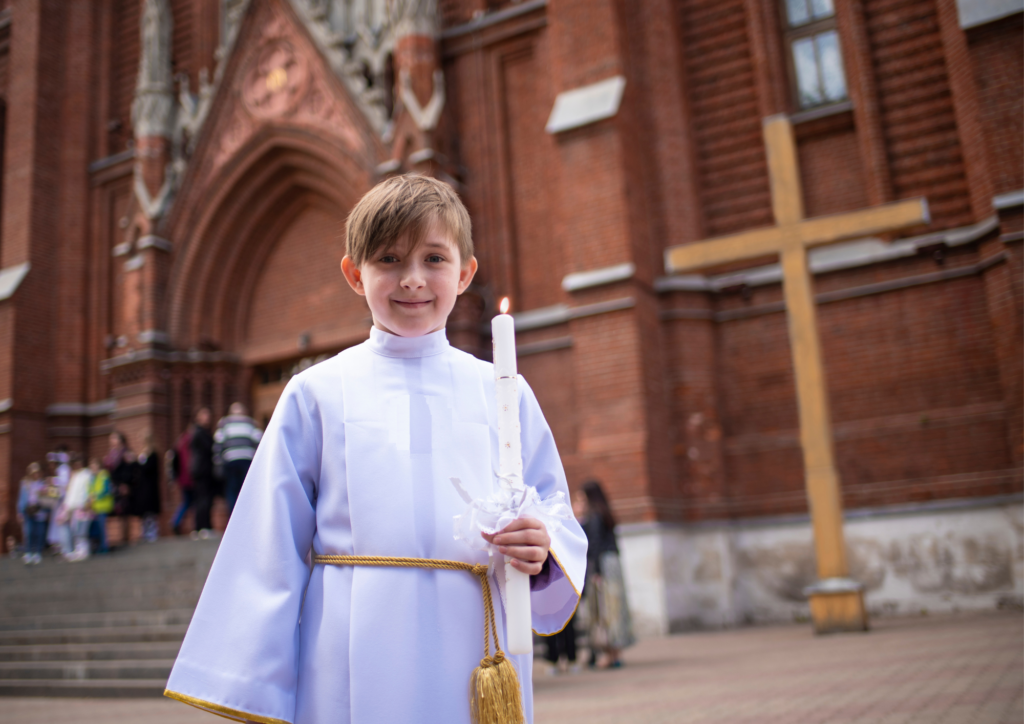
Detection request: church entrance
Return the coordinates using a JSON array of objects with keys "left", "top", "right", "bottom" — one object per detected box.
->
[
  {"left": 232, "top": 198, "right": 372, "bottom": 428},
  {"left": 250, "top": 352, "right": 335, "bottom": 429}
]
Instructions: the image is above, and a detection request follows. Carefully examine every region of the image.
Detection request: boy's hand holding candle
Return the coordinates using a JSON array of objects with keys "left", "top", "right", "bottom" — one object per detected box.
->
[{"left": 481, "top": 518, "right": 551, "bottom": 575}]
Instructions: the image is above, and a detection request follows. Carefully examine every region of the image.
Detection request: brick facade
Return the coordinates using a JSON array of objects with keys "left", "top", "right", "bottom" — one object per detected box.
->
[{"left": 0, "top": 0, "right": 1020, "bottom": 549}]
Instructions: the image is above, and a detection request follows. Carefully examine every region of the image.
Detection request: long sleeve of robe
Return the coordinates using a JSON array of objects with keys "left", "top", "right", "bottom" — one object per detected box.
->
[{"left": 165, "top": 328, "right": 587, "bottom": 724}]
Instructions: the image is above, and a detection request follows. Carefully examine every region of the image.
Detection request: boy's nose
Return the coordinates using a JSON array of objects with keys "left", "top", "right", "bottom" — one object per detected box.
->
[{"left": 401, "top": 265, "right": 426, "bottom": 288}]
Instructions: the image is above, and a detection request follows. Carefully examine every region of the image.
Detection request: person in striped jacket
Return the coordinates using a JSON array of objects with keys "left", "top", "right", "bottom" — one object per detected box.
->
[{"left": 213, "top": 402, "right": 263, "bottom": 518}]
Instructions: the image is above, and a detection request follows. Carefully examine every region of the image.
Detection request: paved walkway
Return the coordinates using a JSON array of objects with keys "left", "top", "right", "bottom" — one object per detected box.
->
[{"left": 1, "top": 612, "right": 1019, "bottom": 723}]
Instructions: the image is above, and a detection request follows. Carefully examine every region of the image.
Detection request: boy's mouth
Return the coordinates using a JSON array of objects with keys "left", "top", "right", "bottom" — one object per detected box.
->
[{"left": 393, "top": 299, "right": 432, "bottom": 308}]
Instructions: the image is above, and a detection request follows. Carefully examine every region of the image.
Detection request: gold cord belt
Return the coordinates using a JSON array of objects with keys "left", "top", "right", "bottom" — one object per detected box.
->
[
  {"left": 312, "top": 555, "right": 523, "bottom": 724},
  {"left": 312, "top": 555, "right": 501, "bottom": 662}
]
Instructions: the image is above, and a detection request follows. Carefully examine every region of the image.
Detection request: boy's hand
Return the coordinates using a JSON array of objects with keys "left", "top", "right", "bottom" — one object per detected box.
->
[{"left": 482, "top": 517, "right": 550, "bottom": 575}]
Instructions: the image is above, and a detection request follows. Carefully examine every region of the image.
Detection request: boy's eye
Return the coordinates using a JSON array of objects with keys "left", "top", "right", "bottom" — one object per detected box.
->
[
  {"left": 426, "top": 254, "right": 445, "bottom": 263},
  {"left": 379, "top": 254, "right": 398, "bottom": 263}
]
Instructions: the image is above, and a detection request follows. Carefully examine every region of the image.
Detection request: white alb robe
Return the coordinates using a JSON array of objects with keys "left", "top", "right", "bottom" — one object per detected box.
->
[{"left": 166, "top": 328, "right": 587, "bottom": 724}]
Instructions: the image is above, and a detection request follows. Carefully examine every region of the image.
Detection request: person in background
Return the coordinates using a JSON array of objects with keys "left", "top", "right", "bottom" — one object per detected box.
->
[
  {"left": 88, "top": 458, "right": 114, "bottom": 554},
  {"left": 169, "top": 425, "right": 194, "bottom": 535},
  {"left": 45, "top": 447, "right": 71, "bottom": 553},
  {"left": 574, "top": 480, "right": 635, "bottom": 669},
  {"left": 104, "top": 431, "right": 133, "bottom": 546},
  {"left": 17, "top": 463, "right": 49, "bottom": 565},
  {"left": 189, "top": 408, "right": 216, "bottom": 538},
  {"left": 55, "top": 453, "right": 83, "bottom": 557},
  {"left": 134, "top": 432, "right": 162, "bottom": 542},
  {"left": 543, "top": 601, "right": 579, "bottom": 675},
  {"left": 213, "top": 402, "right": 262, "bottom": 519},
  {"left": 63, "top": 454, "right": 94, "bottom": 561}
]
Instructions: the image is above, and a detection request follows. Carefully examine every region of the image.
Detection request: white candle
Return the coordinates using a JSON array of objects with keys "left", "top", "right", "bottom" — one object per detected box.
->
[{"left": 492, "top": 298, "right": 533, "bottom": 656}]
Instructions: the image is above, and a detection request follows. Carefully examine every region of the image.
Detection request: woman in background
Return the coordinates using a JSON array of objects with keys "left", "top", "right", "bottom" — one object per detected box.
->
[
  {"left": 134, "top": 433, "right": 162, "bottom": 542},
  {"left": 104, "top": 431, "right": 132, "bottom": 546},
  {"left": 574, "top": 480, "right": 635, "bottom": 668}
]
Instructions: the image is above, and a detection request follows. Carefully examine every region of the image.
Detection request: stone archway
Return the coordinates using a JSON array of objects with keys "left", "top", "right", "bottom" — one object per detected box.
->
[
  {"left": 166, "top": 128, "right": 372, "bottom": 350},
  {"left": 161, "top": 128, "right": 373, "bottom": 430}
]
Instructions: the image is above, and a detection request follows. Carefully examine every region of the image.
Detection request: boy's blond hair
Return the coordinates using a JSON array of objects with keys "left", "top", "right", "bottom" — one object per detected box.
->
[{"left": 345, "top": 174, "right": 472, "bottom": 267}]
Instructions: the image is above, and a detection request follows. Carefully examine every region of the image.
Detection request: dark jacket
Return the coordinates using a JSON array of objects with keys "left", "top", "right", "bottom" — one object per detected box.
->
[
  {"left": 189, "top": 425, "right": 214, "bottom": 484},
  {"left": 582, "top": 513, "right": 618, "bottom": 576},
  {"left": 130, "top": 451, "right": 162, "bottom": 516},
  {"left": 105, "top": 449, "right": 133, "bottom": 516}
]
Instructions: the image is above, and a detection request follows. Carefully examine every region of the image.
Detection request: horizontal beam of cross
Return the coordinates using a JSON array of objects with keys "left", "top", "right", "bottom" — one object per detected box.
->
[{"left": 664, "top": 198, "right": 930, "bottom": 274}]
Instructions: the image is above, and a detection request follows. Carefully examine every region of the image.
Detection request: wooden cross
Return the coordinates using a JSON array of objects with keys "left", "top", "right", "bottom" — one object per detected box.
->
[{"left": 665, "top": 115, "right": 929, "bottom": 633}]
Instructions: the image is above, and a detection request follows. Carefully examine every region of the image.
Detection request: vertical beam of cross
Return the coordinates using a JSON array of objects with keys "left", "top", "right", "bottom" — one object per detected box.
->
[{"left": 765, "top": 117, "right": 849, "bottom": 582}]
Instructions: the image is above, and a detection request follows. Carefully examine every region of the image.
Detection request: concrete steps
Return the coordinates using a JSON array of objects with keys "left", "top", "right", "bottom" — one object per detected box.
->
[
  {"left": 0, "top": 538, "right": 217, "bottom": 697},
  {"left": 0, "top": 641, "right": 182, "bottom": 662},
  {"left": 0, "top": 679, "right": 170, "bottom": 697}
]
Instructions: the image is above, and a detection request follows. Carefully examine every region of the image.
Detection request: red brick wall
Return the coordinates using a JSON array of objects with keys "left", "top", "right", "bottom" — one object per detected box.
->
[
  {"left": 863, "top": 0, "right": 973, "bottom": 229},
  {"left": 700, "top": 250, "right": 1016, "bottom": 520},
  {"left": 796, "top": 113, "right": 870, "bottom": 218},
  {"left": 108, "top": 0, "right": 140, "bottom": 154},
  {"left": 675, "top": 0, "right": 773, "bottom": 236},
  {"left": 968, "top": 14, "right": 1024, "bottom": 196},
  {"left": 502, "top": 45, "right": 563, "bottom": 311}
]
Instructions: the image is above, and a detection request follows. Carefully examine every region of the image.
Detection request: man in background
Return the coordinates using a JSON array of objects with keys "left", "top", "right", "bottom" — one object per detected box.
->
[{"left": 213, "top": 402, "right": 262, "bottom": 519}]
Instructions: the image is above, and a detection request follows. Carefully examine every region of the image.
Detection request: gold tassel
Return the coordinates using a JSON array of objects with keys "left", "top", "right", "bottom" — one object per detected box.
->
[
  {"left": 311, "top": 556, "right": 527, "bottom": 724},
  {"left": 470, "top": 651, "right": 525, "bottom": 724}
]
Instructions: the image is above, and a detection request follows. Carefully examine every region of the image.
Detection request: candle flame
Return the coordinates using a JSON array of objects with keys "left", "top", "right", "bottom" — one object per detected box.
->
[{"left": 500, "top": 297, "right": 510, "bottom": 314}]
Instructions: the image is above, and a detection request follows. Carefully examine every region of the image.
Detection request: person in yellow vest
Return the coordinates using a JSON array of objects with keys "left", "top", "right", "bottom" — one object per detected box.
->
[{"left": 88, "top": 458, "right": 114, "bottom": 554}]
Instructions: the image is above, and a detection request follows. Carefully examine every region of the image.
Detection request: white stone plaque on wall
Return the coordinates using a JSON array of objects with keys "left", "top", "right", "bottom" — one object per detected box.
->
[{"left": 545, "top": 75, "right": 626, "bottom": 134}]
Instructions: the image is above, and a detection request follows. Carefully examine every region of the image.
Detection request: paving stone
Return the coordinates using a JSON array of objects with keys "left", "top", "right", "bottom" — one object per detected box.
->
[{"left": 0, "top": 611, "right": 1019, "bottom": 722}]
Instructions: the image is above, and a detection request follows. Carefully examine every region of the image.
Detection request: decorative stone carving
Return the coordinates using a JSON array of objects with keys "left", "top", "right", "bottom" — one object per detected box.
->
[
  {"left": 392, "top": 0, "right": 438, "bottom": 38},
  {"left": 288, "top": 0, "right": 441, "bottom": 134},
  {"left": 132, "top": 0, "right": 176, "bottom": 222},
  {"left": 132, "top": 0, "right": 175, "bottom": 139},
  {"left": 222, "top": 0, "right": 251, "bottom": 51},
  {"left": 399, "top": 68, "right": 444, "bottom": 131},
  {"left": 134, "top": 170, "right": 176, "bottom": 220},
  {"left": 242, "top": 40, "right": 310, "bottom": 118},
  {"left": 294, "top": 78, "right": 363, "bottom": 151}
]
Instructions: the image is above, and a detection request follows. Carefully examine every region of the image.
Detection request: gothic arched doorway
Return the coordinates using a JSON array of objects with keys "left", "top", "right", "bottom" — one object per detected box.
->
[{"left": 241, "top": 196, "right": 369, "bottom": 425}]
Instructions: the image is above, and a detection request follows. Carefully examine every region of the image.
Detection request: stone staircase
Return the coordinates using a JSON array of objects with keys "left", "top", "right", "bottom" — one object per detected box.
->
[{"left": 0, "top": 537, "right": 217, "bottom": 697}]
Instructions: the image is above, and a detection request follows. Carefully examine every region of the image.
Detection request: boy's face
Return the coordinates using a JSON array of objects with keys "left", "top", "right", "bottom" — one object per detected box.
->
[{"left": 341, "top": 224, "right": 478, "bottom": 338}]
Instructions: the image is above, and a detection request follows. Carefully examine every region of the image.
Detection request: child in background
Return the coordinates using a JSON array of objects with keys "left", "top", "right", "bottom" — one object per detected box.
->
[
  {"left": 45, "top": 448, "right": 71, "bottom": 553},
  {"left": 62, "top": 454, "right": 94, "bottom": 562},
  {"left": 88, "top": 458, "right": 113, "bottom": 554},
  {"left": 17, "top": 463, "right": 48, "bottom": 565}
]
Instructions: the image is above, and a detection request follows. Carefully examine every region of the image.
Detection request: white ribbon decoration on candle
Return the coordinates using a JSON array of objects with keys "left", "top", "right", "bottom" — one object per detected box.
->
[{"left": 451, "top": 474, "right": 573, "bottom": 609}]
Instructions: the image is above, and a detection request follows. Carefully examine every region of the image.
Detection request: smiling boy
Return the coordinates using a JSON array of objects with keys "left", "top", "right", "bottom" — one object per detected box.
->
[{"left": 165, "top": 175, "right": 586, "bottom": 724}]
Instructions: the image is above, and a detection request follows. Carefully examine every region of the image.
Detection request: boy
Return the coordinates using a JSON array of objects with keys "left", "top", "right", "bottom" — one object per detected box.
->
[{"left": 165, "top": 175, "right": 586, "bottom": 724}]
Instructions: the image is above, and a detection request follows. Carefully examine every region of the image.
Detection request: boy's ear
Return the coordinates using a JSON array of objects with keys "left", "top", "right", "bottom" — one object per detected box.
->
[
  {"left": 457, "top": 256, "right": 479, "bottom": 295},
  {"left": 340, "top": 256, "right": 365, "bottom": 296}
]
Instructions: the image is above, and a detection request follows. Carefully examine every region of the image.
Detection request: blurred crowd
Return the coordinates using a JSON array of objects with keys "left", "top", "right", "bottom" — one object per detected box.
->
[
  {"left": 14, "top": 432, "right": 161, "bottom": 565},
  {"left": 12, "top": 403, "right": 262, "bottom": 565},
  {"left": 169, "top": 403, "right": 262, "bottom": 540}
]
